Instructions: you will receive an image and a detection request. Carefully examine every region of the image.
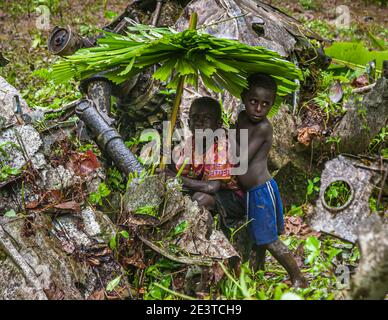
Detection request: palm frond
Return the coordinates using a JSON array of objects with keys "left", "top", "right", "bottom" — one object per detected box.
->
[
  {"left": 325, "top": 42, "right": 388, "bottom": 74},
  {"left": 51, "top": 23, "right": 302, "bottom": 109}
]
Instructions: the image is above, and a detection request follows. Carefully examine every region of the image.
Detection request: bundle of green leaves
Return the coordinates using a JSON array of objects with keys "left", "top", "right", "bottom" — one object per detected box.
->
[{"left": 52, "top": 23, "right": 302, "bottom": 114}]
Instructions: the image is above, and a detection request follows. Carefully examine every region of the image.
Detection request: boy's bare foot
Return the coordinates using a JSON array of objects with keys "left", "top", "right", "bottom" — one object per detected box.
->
[{"left": 266, "top": 240, "right": 309, "bottom": 288}]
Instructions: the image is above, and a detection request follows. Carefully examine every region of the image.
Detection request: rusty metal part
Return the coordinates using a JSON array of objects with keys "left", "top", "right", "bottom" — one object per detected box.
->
[
  {"left": 48, "top": 26, "right": 95, "bottom": 56},
  {"left": 122, "top": 175, "right": 239, "bottom": 264},
  {"left": 104, "top": 1, "right": 139, "bottom": 32},
  {"left": 350, "top": 219, "right": 388, "bottom": 300},
  {"left": 42, "top": 99, "right": 80, "bottom": 116},
  {"left": 0, "top": 52, "right": 9, "bottom": 67},
  {"left": 331, "top": 77, "right": 388, "bottom": 155},
  {"left": 321, "top": 179, "right": 355, "bottom": 213},
  {"left": 13, "top": 95, "right": 31, "bottom": 125},
  {"left": 308, "top": 155, "right": 384, "bottom": 243},
  {"left": 75, "top": 100, "right": 143, "bottom": 176},
  {"left": 85, "top": 79, "right": 113, "bottom": 120},
  {"left": 111, "top": 17, "right": 135, "bottom": 33}
]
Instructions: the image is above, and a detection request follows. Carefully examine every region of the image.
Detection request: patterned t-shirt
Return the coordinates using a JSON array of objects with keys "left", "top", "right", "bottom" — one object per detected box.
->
[{"left": 174, "top": 134, "right": 242, "bottom": 195}]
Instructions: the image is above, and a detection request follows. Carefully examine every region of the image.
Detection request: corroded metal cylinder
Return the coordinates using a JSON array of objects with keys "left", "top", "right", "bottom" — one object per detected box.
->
[
  {"left": 48, "top": 26, "right": 95, "bottom": 56},
  {"left": 75, "top": 100, "right": 143, "bottom": 176},
  {"left": 84, "top": 79, "right": 112, "bottom": 116}
]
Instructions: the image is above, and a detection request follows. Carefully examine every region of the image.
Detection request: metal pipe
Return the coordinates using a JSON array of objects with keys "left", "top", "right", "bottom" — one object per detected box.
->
[
  {"left": 86, "top": 79, "right": 112, "bottom": 119},
  {"left": 48, "top": 26, "right": 95, "bottom": 56},
  {"left": 75, "top": 100, "right": 143, "bottom": 176}
]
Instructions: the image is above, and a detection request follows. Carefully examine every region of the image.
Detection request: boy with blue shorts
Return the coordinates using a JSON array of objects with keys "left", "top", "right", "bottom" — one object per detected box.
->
[{"left": 237, "top": 73, "right": 308, "bottom": 288}]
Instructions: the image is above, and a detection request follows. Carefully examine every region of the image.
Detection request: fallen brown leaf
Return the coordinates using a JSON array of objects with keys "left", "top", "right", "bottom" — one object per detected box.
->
[
  {"left": 87, "top": 289, "right": 105, "bottom": 300},
  {"left": 26, "top": 200, "right": 40, "bottom": 209},
  {"left": 297, "top": 125, "right": 321, "bottom": 146},
  {"left": 79, "top": 150, "right": 100, "bottom": 175},
  {"left": 352, "top": 73, "right": 369, "bottom": 88},
  {"left": 123, "top": 254, "right": 146, "bottom": 269},
  {"left": 86, "top": 257, "right": 101, "bottom": 266},
  {"left": 54, "top": 201, "right": 81, "bottom": 213}
]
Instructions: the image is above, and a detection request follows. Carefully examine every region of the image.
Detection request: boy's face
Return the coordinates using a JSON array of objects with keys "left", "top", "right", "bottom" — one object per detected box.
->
[
  {"left": 242, "top": 86, "right": 276, "bottom": 123},
  {"left": 189, "top": 104, "right": 220, "bottom": 132}
]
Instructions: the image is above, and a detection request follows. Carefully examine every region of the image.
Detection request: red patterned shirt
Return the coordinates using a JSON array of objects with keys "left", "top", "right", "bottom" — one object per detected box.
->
[{"left": 174, "top": 134, "right": 242, "bottom": 195}]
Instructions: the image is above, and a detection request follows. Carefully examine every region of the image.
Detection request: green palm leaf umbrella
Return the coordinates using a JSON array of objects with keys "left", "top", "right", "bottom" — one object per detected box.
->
[{"left": 52, "top": 13, "right": 302, "bottom": 168}]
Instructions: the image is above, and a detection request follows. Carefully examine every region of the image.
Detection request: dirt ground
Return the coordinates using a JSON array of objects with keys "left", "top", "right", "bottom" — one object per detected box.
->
[{"left": 270, "top": 0, "right": 388, "bottom": 25}]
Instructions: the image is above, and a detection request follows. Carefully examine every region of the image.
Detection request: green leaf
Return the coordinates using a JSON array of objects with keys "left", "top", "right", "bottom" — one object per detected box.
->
[
  {"left": 106, "top": 275, "right": 121, "bottom": 292},
  {"left": 169, "top": 220, "right": 188, "bottom": 238},
  {"left": 4, "top": 209, "right": 17, "bottom": 218},
  {"left": 305, "top": 236, "right": 321, "bottom": 253},
  {"left": 326, "top": 247, "right": 342, "bottom": 261},
  {"left": 367, "top": 31, "right": 386, "bottom": 51},
  {"left": 325, "top": 42, "right": 388, "bottom": 74},
  {"left": 239, "top": 268, "right": 250, "bottom": 298},
  {"left": 104, "top": 10, "right": 118, "bottom": 20},
  {"left": 119, "top": 230, "right": 130, "bottom": 239},
  {"left": 281, "top": 292, "right": 303, "bottom": 300},
  {"left": 307, "top": 180, "right": 314, "bottom": 195},
  {"left": 117, "top": 57, "right": 135, "bottom": 76},
  {"left": 109, "top": 235, "right": 117, "bottom": 250},
  {"left": 98, "top": 183, "right": 111, "bottom": 197},
  {"left": 175, "top": 58, "right": 196, "bottom": 76},
  {"left": 152, "top": 59, "right": 176, "bottom": 82}
]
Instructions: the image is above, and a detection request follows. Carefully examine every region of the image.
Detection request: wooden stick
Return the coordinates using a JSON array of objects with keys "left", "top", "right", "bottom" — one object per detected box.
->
[
  {"left": 137, "top": 233, "right": 213, "bottom": 266},
  {"left": 352, "top": 83, "right": 376, "bottom": 94},
  {"left": 160, "top": 12, "right": 198, "bottom": 169}
]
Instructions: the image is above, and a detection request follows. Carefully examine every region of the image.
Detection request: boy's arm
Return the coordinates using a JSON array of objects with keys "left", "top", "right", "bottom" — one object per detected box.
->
[
  {"left": 181, "top": 177, "right": 221, "bottom": 194},
  {"left": 163, "top": 168, "right": 221, "bottom": 194}
]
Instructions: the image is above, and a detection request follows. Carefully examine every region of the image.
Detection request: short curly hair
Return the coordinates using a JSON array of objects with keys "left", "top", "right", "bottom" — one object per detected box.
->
[
  {"left": 190, "top": 96, "right": 222, "bottom": 122},
  {"left": 242, "top": 73, "right": 277, "bottom": 97}
]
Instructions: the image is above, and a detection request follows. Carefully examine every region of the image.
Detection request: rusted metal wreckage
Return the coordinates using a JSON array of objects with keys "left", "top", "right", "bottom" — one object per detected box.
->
[{"left": 309, "top": 154, "right": 387, "bottom": 243}]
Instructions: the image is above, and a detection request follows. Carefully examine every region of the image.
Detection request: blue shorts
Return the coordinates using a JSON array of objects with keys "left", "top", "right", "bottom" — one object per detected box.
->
[{"left": 245, "top": 178, "right": 285, "bottom": 245}]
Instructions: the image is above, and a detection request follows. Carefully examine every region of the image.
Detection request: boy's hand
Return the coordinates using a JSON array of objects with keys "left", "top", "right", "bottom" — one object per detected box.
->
[
  {"left": 155, "top": 167, "right": 176, "bottom": 178},
  {"left": 205, "top": 211, "right": 214, "bottom": 240},
  {"left": 164, "top": 168, "right": 176, "bottom": 177}
]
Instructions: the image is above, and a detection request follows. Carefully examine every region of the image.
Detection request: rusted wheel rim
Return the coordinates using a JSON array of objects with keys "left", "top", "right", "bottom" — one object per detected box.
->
[{"left": 322, "top": 179, "right": 354, "bottom": 213}]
